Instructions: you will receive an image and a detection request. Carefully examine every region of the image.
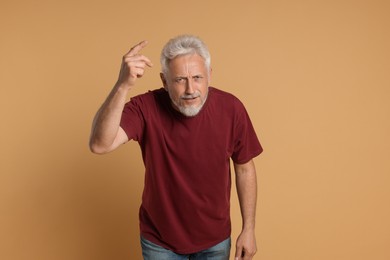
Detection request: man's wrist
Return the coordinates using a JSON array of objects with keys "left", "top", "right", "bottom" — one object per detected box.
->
[
  {"left": 242, "top": 222, "right": 256, "bottom": 232},
  {"left": 115, "top": 81, "right": 132, "bottom": 92}
]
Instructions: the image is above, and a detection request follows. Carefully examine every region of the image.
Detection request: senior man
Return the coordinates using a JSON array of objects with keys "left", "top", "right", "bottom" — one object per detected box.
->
[{"left": 89, "top": 35, "right": 263, "bottom": 260}]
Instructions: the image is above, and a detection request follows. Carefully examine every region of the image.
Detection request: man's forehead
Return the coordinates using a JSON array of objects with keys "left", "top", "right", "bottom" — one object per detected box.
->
[{"left": 168, "top": 54, "right": 207, "bottom": 72}]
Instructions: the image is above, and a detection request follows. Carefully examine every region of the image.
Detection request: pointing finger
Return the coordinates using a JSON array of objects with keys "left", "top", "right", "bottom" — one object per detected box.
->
[{"left": 127, "top": 40, "right": 148, "bottom": 56}]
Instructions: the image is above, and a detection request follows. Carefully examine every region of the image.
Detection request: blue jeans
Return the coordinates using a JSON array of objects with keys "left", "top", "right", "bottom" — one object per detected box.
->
[{"left": 140, "top": 236, "right": 231, "bottom": 260}]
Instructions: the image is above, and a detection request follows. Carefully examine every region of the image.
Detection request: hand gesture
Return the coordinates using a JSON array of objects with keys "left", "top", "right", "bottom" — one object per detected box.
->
[
  {"left": 117, "top": 40, "right": 153, "bottom": 89},
  {"left": 235, "top": 229, "right": 257, "bottom": 260}
]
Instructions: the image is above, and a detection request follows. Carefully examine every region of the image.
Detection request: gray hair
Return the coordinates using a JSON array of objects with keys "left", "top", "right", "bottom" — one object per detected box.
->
[{"left": 160, "top": 35, "right": 211, "bottom": 76}]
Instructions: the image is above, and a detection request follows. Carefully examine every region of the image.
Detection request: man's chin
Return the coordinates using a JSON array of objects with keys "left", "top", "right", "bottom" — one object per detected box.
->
[{"left": 178, "top": 104, "right": 203, "bottom": 117}]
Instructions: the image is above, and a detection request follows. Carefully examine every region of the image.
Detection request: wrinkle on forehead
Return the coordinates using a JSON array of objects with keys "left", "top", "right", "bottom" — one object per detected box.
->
[{"left": 168, "top": 54, "right": 207, "bottom": 77}]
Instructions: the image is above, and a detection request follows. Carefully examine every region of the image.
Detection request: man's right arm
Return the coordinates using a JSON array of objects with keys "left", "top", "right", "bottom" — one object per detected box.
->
[{"left": 89, "top": 41, "right": 153, "bottom": 154}]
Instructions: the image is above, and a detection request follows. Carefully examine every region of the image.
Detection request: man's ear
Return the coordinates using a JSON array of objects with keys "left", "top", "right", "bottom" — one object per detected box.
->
[{"left": 160, "top": 73, "right": 168, "bottom": 90}]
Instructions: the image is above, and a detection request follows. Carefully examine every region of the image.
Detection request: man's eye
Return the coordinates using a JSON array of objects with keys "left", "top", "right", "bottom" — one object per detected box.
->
[{"left": 175, "top": 78, "right": 185, "bottom": 83}]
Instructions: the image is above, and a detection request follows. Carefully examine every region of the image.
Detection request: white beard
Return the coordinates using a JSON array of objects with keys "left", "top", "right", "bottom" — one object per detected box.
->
[{"left": 169, "top": 90, "right": 208, "bottom": 117}]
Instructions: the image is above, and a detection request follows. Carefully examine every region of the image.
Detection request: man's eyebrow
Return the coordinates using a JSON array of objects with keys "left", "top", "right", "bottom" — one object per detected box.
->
[{"left": 174, "top": 74, "right": 204, "bottom": 79}]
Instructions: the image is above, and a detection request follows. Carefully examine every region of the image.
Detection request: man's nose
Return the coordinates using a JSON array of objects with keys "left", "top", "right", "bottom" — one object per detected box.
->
[{"left": 185, "top": 78, "right": 195, "bottom": 94}]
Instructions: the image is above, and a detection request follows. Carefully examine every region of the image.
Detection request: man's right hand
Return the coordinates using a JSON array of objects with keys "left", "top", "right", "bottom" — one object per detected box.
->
[
  {"left": 117, "top": 40, "right": 153, "bottom": 89},
  {"left": 89, "top": 41, "right": 152, "bottom": 154}
]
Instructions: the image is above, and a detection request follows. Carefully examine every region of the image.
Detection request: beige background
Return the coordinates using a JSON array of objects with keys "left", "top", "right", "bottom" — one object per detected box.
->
[{"left": 1, "top": 0, "right": 389, "bottom": 259}]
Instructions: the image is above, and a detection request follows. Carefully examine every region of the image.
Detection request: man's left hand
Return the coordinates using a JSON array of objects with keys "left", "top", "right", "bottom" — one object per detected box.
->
[{"left": 234, "top": 229, "right": 257, "bottom": 260}]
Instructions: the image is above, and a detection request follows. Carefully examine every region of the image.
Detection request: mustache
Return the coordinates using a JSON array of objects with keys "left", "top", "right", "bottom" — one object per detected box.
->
[{"left": 180, "top": 92, "right": 201, "bottom": 99}]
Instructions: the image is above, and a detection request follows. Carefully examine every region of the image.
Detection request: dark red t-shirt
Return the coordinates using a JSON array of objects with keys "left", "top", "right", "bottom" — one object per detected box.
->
[{"left": 120, "top": 87, "right": 262, "bottom": 254}]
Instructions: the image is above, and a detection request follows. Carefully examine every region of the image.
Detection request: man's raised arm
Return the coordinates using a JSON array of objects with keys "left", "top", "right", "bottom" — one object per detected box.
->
[{"left": 89, "top": 41, "right": 153, "bottom": 154}]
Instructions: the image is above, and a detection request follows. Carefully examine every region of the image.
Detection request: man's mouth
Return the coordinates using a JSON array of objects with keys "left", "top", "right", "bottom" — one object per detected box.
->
[
  {"left": 183, "top": 96, "right": 198, "bottom": 100},
  {"left": 181, "top": 94, "right": 200, "bottom": 100},
  {"left": 182, "top": 96, "right": 199, "bottom": 105}
]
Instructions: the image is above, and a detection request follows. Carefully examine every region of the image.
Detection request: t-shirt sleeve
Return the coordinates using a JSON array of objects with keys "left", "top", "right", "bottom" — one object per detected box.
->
[
  {"left": 120, "top": 97, "right": 145, "bottom": 142},
  {"left": 231, "top": 99, "right": 263, "bottom": 164}
]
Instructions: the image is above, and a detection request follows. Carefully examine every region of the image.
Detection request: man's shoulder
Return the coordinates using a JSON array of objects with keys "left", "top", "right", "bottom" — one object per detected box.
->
[
  {"left": 129, "top": 88, "right": 166, "bottom": 103},
  {"left": 209, "top": 87, "right": 244, "bottom": 107},
  {"left": 210, "top": 86, "right": 234, "bottom": 97},
  {"left": 131, "top": 87, "right": 165, "bottom": 98}
]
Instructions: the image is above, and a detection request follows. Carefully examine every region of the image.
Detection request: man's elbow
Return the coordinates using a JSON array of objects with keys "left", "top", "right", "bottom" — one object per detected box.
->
[{"left": 89, "top": 140, "right": 111, "bottom": 155}]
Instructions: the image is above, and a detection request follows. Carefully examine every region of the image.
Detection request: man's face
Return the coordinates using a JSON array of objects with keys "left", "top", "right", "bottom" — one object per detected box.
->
[{"left": 161, "top": 54, "right": 211, "bottom": 117}]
